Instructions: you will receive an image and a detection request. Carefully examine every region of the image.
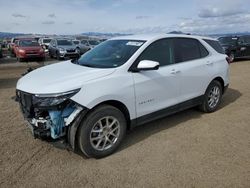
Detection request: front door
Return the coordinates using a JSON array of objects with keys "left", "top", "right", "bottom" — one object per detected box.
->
[{"left": 132, "top": 38, "right": 180, "bottom": 118}]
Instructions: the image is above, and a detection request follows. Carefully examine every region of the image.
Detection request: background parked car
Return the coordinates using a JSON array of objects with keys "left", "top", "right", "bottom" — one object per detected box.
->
[
  {"left": 75, "top": 40, "right": 92, "bottom": 55},
  {"left": 218, "top": 35, "right": 250, "bottom": 61},
  {"left": 38, "top": 38, "right": 52, "bottom": 53},
  {"left": 2, "top": 39, "right": 11, "bottom": 48},
  {"left": 9, "top": 37, "right": 20, "bottom": 56},
  {"left": 81, "top": 39, "right": 100, "bottom": 49},
  {"left": 0, "top": 44, "right": 3, "bottom": 58},
  {"left": 72, "top": 39, "right": 80, "bottom": 45},
  {"left": 48, "top": 38, "right": 79, "bottom": 60},
  {"left": 15, "top": 39, "right": 45, "bottom": 62}
]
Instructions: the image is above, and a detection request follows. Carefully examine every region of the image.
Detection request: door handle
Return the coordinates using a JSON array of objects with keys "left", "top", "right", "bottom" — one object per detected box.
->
[
  {"left": 206, "top": 61, "right": 213, "bottom": 66},
  {"left": 171, "top": 69, "right": 181, "bottom": 74}
]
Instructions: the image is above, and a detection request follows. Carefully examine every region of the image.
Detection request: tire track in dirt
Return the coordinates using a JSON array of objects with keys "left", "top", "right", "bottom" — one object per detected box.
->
[{"left": 0, "top": 145, "right": 52, "bottom": 186}]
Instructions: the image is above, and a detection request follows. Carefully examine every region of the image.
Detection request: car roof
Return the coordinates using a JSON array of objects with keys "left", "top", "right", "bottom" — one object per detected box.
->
[{"left": 111, "top": 33, "right": 217, "bottom": 42}]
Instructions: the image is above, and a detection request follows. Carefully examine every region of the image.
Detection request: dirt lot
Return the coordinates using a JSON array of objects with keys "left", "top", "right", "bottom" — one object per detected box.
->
[{"left": 0, "top": 61, "right": 250, "bottom": 188}]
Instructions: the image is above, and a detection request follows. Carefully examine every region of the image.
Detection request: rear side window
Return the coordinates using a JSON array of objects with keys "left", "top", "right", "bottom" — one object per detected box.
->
[
  {"left": 138, "top": 38, "right": 174, "bottom": 67},
  {"left": 173, "top": 38, "right": 203, "bottom": 63},
  {"left": 199, "top": 43, "right": 209, "bottom": 58},
  {"left": 204, "top": 39, "right": 225, "bottom": 54}
]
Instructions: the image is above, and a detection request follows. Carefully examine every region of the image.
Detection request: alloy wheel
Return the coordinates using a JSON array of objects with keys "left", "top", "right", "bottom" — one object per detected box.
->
[
  {"left": 90, "top": 116, "right": 120, "bottom": 151},
  {"left": 208, "top": 86, "right": 220, "bottom": 109}
]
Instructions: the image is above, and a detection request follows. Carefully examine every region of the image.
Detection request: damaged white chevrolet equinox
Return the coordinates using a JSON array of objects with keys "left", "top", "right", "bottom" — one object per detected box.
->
[{"left": 16, "top": 34, "right": 230, "bottom": 158}]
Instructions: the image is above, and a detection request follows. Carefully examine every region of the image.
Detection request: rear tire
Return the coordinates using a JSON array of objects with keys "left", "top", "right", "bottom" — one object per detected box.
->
[
  {"left": 229, "top": 52, "right": 235, "bottom": 62},
  {"left": 77, "top": 105, "right": 127, "bottom": 158},
  {"left": 49, "top": 52, "right": 53, "bottom": 58},
  {"left": 56, "top": 51, "right": 61, "bottom": 60},
  {"left": 199, "top": 80, "right": 222, "bottom": 113}
]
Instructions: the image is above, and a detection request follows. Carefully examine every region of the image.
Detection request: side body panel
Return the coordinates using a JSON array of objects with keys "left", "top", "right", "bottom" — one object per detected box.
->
[{"left": 71, "top": 72, "right": 137, "bottom": 120}]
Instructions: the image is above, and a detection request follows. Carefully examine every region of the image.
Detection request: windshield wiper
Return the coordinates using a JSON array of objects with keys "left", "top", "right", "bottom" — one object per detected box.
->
[{"left": 80, "top": 63, "right": 96, "bottom": 68}]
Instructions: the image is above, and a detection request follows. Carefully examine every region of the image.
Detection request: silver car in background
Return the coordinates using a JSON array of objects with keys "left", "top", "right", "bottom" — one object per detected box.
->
[
  {"left": 75, "top": 39, "right": 101, "bottom": 55},
  {"left": 48, "top": 38, "right": 79, "bottom": 60}
]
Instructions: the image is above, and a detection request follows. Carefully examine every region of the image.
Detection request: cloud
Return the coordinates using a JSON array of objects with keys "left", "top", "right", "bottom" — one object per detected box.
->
[
  {"left": 178, "top": 12, "right": 250, "bottom": 34},
  {"left": 12, "top": 13, "right": 26, "bottom": 18},
  {"left": 199, "top": 7, "right": 243, "bottom": 18},
  {"left": 135, "top": 16, "right": 151, "bottom": 19},
  {"left": 65, "top": 22, "right": 73, "bottom": 25},
  {"left": 42, "top": 21, "right": 55, "bottom": 25},
  {"left": 48, "top": 13, "right": 56, "bottom": 18},
  {"left": 12, "top": 23, "right": 21, "bottom": 26}
]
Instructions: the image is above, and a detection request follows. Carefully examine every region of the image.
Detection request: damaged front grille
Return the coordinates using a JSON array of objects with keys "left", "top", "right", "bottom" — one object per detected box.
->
[
  {"left": 17, "top": 90, "right": 34, "bottom": 118},
  {"left": 16, "top": 90, "right": 84, "bottom": 139}
]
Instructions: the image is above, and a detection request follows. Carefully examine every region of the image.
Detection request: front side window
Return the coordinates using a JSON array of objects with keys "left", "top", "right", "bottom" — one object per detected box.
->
[
  {"left": 173, "top": 38, "right": 202, "bottom": 63},
  {"left": 138, "top": 39, "right": 174, "bottom": 67},
  {"left": 76, "top": 40, "right": 145, "bottom": 68}
]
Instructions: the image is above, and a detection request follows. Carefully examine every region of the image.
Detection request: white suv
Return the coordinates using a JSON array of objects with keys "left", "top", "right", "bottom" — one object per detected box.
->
[{"left": 16, "top": 34, "right": 230, "bottom": 158}]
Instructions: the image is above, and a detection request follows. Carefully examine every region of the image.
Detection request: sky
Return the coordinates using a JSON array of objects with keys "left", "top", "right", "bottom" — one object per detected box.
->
[{"left": 0, "top": 0, "right": 250, "bottom": 35}]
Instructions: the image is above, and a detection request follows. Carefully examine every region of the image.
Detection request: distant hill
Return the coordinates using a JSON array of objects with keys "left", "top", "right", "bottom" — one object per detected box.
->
[
  {"left": 1, "top": 31, "right": 250, "bottom": 39},
  {"left": 0, "top": 32, "right": 27, "bottom": 38},
  {"left": 80, "top": 32, "right": 131, "bottom": 39}
]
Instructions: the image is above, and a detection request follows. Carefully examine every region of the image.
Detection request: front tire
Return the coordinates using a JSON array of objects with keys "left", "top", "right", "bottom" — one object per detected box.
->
[
  {"left": 199, "top": 80, "right": 222, "bottom": 113},
  {"left": 77, "top": 105, "right": 127, "bottom": 158}
]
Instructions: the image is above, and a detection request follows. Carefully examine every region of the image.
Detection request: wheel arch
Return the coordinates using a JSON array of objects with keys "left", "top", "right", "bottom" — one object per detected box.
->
[
  {"left": 212, "top": 76, "right": 225, "bottom": 94},
  {"left": 92, "top": 100, "right": 131, "bottom": 130},
  {"left": 68, "top": 100, "right": 131, "bottom": 151}
]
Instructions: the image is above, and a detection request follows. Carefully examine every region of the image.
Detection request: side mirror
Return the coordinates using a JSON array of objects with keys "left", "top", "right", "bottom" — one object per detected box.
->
[{"left": 137, "top": 60, "right": 160, "bottom": 71}]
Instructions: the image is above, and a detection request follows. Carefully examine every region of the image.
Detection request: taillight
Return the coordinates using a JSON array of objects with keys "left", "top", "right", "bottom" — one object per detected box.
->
[{"left": 226, "top": 56, "right": 232, "bottom": 64}]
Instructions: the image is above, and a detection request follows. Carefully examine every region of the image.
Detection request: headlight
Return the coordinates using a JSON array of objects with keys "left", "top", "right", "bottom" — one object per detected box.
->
[
  {"left": 33, "top": 89, "right": 80, "bottom": 107},
  {"left": 59, "top": 48, "right": 66, "bottom": 53},
  {"left": 19, "top": 49, "right": 25, "bottom": 53}
]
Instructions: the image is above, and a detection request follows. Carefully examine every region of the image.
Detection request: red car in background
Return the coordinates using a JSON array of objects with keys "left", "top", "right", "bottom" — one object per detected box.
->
[{"left": 14, "top": 39, "right": 45, "bottom": 62}]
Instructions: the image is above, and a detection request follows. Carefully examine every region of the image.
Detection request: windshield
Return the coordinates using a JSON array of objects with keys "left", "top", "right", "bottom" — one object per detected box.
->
[
  {"left": 75, "top": 40, "right": 145, "bottom": 68},
  {"left": 57, "top": 39, "right": 73, "bottom": 46},
  {"left": 43, "top": 39, "right": 51, "bottom": 43},
  {"left": 89, "top": 40, "right": 99, "bottom": 45},
  {"left": 218, "top": 37, "right": 237, "bottom": 45},
  {"left": 19, "top": 40, "right": 39, "bottom": 47},
  {"left": 81, "top": 40, "right": 88, "bottom": 45},
  {"left": 73, "top": 41, "right": 80, "bottom": 45}
]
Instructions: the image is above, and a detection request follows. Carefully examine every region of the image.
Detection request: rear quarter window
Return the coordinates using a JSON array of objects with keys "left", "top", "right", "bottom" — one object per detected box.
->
[{"left": 204, "top": 39, "right": 225, "bottom": 54}]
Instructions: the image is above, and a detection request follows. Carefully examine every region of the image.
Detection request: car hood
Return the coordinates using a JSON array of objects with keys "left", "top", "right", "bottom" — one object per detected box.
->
[{"left": 16, "top": 60, "right": 116, "bottom": 94}]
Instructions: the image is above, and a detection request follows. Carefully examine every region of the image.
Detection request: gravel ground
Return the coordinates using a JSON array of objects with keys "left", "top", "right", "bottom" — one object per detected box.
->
[{"left": 0, "top": 61, "right": 250, "bottom": 188}]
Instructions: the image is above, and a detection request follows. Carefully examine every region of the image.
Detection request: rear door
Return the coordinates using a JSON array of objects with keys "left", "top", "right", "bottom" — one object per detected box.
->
[
  {"left": 172, "top": 38, "right": 212, "bottom": 102},
  {"left": 132, "top": 38, "right": 180, "bottom": 118}
]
